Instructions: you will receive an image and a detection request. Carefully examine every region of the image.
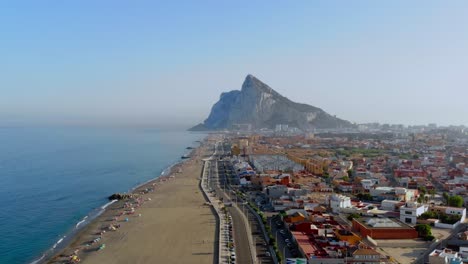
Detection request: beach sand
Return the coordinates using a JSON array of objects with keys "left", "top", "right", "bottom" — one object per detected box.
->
[{"left": 50, "top": 144, "right": 217, "bottom": 264}]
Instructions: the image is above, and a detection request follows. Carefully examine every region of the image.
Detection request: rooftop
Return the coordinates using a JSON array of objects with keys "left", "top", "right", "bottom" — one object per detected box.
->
[
  {"left": 366, "top": 218, "right": 401, "bottom": 228},
  {"left": 354, "top": 217, "right": 413, "bottom": 229}
]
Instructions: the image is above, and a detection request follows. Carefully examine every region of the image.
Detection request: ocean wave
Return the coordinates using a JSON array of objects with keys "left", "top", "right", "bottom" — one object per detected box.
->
[
  {"left": 101, "top": 199, "right": 118, "bottom": 210},
  {"left": 52, "top": 236, "right": 65, "bottom": 249},
  {"left": 75, "top": 216, "right": 88, "bottom": 228},
  {"left": 30, "top": 254, "right": 45, "bottom": 264}
]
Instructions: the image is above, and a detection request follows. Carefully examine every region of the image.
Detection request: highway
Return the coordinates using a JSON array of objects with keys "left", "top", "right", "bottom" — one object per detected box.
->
[
  {"left": 207, "top": 142, "right": 254, "bottom": 264},
  {"left": 268, "top": 215, "right": 296, "bottom": 260},
  {"left": 216, "top": 141, "right": 275, "bottom": 264}
]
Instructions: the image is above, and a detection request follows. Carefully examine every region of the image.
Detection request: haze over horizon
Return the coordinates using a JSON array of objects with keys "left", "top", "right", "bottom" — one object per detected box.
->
[{"left": 1, "top": 1, "right": 467, "bottom": 127}]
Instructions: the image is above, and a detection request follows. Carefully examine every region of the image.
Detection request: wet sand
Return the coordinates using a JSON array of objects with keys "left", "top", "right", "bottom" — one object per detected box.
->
[{"left": 49, "top": 143, "right": 217, "bottom": 264}]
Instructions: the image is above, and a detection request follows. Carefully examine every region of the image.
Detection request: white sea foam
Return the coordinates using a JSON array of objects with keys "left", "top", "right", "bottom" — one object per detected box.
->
[
  {"left": 52, "top": 236, "right": 65, "bottom": 249},
  {"left": 30, "top": 254, "right": 45, "bottom": 264},
  {"left": 75, "top": 216, "right": 88, "bottom": 228},
  {"left": 101, "top": 199, "right": 118, "bottom": 210}
]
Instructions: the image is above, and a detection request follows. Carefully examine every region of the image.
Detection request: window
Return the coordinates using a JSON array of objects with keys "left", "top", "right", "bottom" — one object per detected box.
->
[
  {"left": 405, "top": 211, "right": 412, "bottom": 215},
  {"left": 405, "top": 218, "right": 412, "bottom": 223}
]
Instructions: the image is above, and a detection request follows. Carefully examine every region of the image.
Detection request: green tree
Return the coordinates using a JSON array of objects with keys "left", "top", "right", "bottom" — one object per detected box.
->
[
  {"left": 342, "top": 176, "right": 349, "bottom": 182},
  {"left": 448, "top": 195, "right": 464, "bottom": 207},
  {"left": 417, "top": 196, "right": 423, "bottom": 204},
  {"left": 415, "top": 224, "right": 432, "bottom": 237},
  {"left": 429, "top": 189, "right": 436, "bottom": 199},
  {"left": 443, "top": 192, "right": 449, "bottom": 204},
  {"left": 347, "top": 213, "right": 361, "bottom": 221},
  {"left": 418, "top": 186, "right": 427, "bottom": 196},
  {"left": 420, "top": 211, "right": 438, "bottom": 220},
  {"left": 347, "top": 169, "right": 353, "bottom": 177},
  {"left": 357, "top": 193, "right": 373, "bottom": 201}
]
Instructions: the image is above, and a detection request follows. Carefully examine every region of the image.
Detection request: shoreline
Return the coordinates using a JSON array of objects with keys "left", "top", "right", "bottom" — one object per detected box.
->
[{"left": 34, "top": 140, "right": 206, "bottom": 264}]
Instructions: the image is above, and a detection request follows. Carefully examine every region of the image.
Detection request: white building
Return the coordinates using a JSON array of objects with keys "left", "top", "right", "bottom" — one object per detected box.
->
[
  {"left": 361, "top": 179, "right": 377, "bottom": 190},
  {"left": 430, "top": 206, "right": 467, "bottom": 223},
  {"left": 329, "top": 194, "right": 352, "bottom": 213},
  {"left": 400, "top": 202, "right": 428, "bottom": 225},
  {"left": 429, "top": 248, "right": 463, "bottom": 264},
  {"left": 381, "top": 200, "right": 402, "bottom": 211}
]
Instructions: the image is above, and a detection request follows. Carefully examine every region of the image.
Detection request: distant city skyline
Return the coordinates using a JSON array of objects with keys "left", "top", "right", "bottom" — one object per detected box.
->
[{"left": 1, "top": 1, "right": 467, "bottom": 127}]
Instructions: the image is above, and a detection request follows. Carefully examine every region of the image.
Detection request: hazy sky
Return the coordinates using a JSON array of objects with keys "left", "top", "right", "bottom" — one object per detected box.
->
[{"left": 1, "top": 1, "right": 467, "bottom": 127}]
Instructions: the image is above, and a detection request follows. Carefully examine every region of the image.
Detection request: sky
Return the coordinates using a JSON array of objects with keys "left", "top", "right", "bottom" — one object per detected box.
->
[{"left": 1, "top": 1, "right": 467, "bottom": 127}]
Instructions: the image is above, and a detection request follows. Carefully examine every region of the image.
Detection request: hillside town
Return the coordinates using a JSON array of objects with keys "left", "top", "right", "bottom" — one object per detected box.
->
[{"left": 218, "top": 124, "right": 468, "bottom": 264}]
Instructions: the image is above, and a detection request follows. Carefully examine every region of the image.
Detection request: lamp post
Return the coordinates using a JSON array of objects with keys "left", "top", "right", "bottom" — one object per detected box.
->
[
  {"left": 283, "top": 246, "right": 286, "bottom": 264},
  {"left": 275, "top": 230, "right": 279, "bottom": 247}
]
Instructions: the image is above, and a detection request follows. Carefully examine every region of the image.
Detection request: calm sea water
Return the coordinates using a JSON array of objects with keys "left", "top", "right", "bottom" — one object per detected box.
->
[{"left": 0, "top": 126, "right": 204, "bottom": 264}]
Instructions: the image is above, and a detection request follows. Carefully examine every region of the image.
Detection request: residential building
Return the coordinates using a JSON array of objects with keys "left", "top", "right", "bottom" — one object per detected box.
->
[
  {"left": 428, "top": 248, "right": 463, "bottom": 264},
  {"left": 348, "top": 248, "right": 386, "bottom": 264},
  {"left": 399, "top": 202, "right": 428, "bottom": 225},
  {"left": 329, "top": 194, "right": 352, "bottom": 213}
]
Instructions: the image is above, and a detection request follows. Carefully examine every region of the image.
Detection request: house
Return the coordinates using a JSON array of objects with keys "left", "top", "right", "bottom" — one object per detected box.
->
[
  {"left": 361, "top": 179, "right": 377, "bottom": 190},
  {"left": 285, "top": 211, "right": 307, "bottom": 223},
  {"left": 329, "top": 194, "right": 352, "bottom": 213},
  {"left": 381, "top": 200, "right": 403, "bottom": 211},
  {"left": 429, "top": 206, "right": 466, "bottom": 222},
  {"left": 265, "top": 185, "right": 287, "bottom": 199},
  {"left": 428, "top": 248, "right": 463, "bottom": 264},
  {"left": 334, "top": 229, "right": 362, "bottom": 246},
  {"left": 461, "top": 231, "right": 468, "bottom": 241},
  {"left": 399, "top": 202, "right": 428, "bottom": 225}
]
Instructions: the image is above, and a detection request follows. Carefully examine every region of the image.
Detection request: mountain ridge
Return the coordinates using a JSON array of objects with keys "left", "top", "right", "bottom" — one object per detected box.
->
[{"left": 189, "top": 75, "right": 353, "bottom": 131}]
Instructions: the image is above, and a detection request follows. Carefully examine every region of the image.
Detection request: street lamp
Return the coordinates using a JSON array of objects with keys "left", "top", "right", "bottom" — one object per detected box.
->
[
  {"left": 283, "top": 246, "right": 286, "bottom": 264},
  {"left": 275, "top": 230, "right": 279, "bottom": 247}
]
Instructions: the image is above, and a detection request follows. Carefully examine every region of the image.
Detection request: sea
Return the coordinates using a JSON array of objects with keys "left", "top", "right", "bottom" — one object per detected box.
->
[{"left": 0, "top": 126, "right": 205, "bottom": 264}]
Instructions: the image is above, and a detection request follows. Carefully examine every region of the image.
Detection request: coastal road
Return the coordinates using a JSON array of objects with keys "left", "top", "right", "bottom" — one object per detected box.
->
[
  {"left": 207, "top": 143, "right": 254, "bottom": 264},
  {"left": 268, "top": 215, "right": 296, "bottom": 260},
  {"left": 218, "top": 165, "right": 275, "bottom": 264},
  {"left": 216, "top": 142, "right": 275, "bottom": 264}
]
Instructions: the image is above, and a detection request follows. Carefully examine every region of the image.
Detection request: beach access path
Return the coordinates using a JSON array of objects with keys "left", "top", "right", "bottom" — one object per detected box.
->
[{"left": 51, "top": 145, "right": 217, "bottom": 264}]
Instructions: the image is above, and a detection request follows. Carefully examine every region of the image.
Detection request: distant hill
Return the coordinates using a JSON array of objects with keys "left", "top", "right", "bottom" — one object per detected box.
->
[{"left": 189, "top": 74, "right": 353, "bottom": 131}]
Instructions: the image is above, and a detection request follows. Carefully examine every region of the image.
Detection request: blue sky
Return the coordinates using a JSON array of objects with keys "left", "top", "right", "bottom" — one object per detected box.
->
[{"left": 1, "top": 1, "right": 467, "bottom": 126}]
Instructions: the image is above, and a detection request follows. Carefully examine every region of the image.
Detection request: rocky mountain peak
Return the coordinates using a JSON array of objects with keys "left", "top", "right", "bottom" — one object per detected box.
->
[
  {"left": 189, "top": 75, "right": 353, "bottom": 131},
  {"left": 241, "top": 74, "right": 278, "bottom": 96}
]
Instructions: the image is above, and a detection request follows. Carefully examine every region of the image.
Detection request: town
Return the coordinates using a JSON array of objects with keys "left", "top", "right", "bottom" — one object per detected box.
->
[{"left": 208, "top": 124, "right": 468, "bottom": 264}]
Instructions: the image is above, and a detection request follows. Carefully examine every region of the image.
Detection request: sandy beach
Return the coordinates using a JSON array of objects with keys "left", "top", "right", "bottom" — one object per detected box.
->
[{"left": 49, "top": 142, "right": 217, "bottom": 264}]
